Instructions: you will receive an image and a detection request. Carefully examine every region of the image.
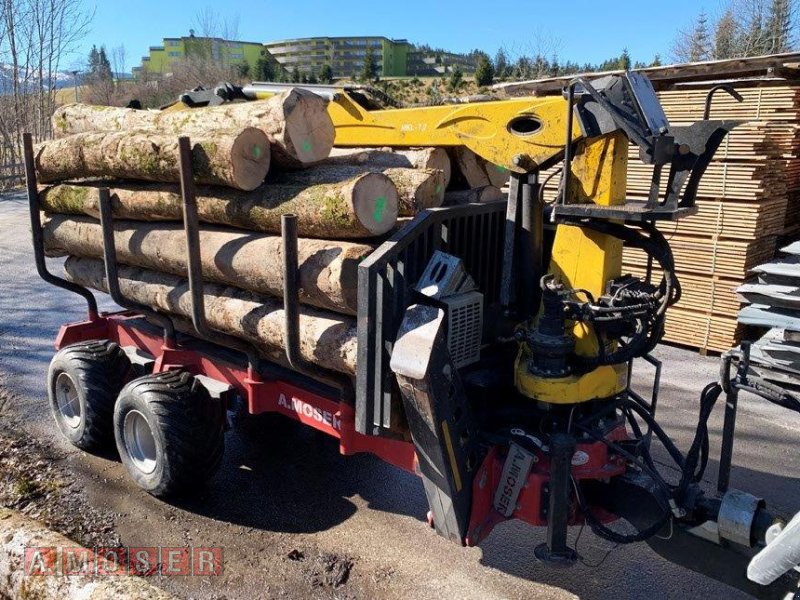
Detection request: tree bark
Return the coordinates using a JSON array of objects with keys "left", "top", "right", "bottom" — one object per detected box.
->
[
  {"left": 444, "top": 185, "right": 504, "bottom": 206},
  {"left": 51, "top": 89, "right": 335, "bottom": 168},
  {"left": 273, "top": 165, "right": 445, "bottom": 217},
  {"left": 39, "top": 172, "right": 398, "bottom": 239},
  {"left": 451, "top": 146, "right": 510, "bottom": 189},
  {"left": 44, "top": 215, "right": 372, "bottom": 315},
  {"left": 324, "top": 147, "right": 452, "bottom": 188},
  {"left": 64, "top": 257, "right": 358, "bottom": 375},
  {"left": 35, "top": 129, "right": 270, "bottom": 191}
]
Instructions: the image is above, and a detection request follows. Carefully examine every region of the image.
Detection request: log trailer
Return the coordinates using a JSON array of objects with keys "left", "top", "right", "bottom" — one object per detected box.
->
[{"left": 26, "top": 73, "right": 800, "bottom": 597}]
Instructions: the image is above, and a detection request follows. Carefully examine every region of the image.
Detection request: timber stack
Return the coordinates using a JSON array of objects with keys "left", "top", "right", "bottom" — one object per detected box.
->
[{"left": 37, "top": 89, "right": 451, "bottom": 378}]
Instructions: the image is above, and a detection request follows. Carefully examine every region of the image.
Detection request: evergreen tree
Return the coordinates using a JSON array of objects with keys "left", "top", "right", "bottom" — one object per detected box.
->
[
  {"left": 362, "top": 48, "right": 378, "bottom": 82},
  {"left": 550, "top": 53, "right": 560, "bottom": 76},
  {"left": 319, "top": 64, "right": 334, "bottom": 84},
  {"left": 714, "top": 10, "right": 739, "bottom": 59},
  {"left": 308, "top": 72, "right": 319, "bottom": 84},
  {"left": 494, "top": 48, "right": 509, "bottom": 79},
  {"left": 255, "top": 57, "right": 275, "bottom": 81},
  {"left": 448, "top": 64, "right": 463, "bottom": 91},
  {"left": 767, "top": 0, "right": 793, "bottom": 53},
  {"left": 88, "top": 45, "right": 100, "bottom": 73},
  {"left": 619, "top": 48, "right": 631, "bottom": 70},
  {"left": 474, "top": 53, "right": 494, "bottom": 86},
  {"left": 291, "top": 66, "right": 300, "bottom": 83},
  {"left": 651, "top": 54, "right": 663, "bottom": 67},
  {"left": 689, "top": 11, "right": 712, "bottom": 61},
  {"left": 237, "top": 60, "right": 250, "bottom": 79},
  {"left": 88, "top": 45, "right": 112, "bottom": 81}
]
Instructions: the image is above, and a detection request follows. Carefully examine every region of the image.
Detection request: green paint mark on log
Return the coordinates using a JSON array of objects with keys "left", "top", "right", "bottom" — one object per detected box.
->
[
  {"left": 253, "top": 145, "right": 263, "bottom": 159},
  {"left": 373, "top": 196, "right": 386, "bottom": 222},
  {"left": 495, "top": 164, "right": 508, "bottom": 173},
  {"left": 302, "top": 140, "right": 312, "bottom": 153},
  {"left": 435, "top": 184, "right": 443, "bottom": 194}
]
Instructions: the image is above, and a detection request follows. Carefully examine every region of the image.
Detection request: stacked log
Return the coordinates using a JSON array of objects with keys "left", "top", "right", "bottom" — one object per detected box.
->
[
  {"left": 35, "top": 129, "right": 271, "bottom": 190},
  {"left": 63, "top": 257, "right": 358, "bottom": 375},
  {"left": 324, "top": 147, "right": 452, "bottom": 188},
  {"left": 38, "top": 89, "right": 440, "bottom": 379},
  {"left": 270, "top": 164, "right": 445, "bottom": 217},
  {"left": 52, "top": 89, "right": 335, "bottom": 168},
  {"left": 43, "top": 215, "right": 372, "bottom": 315},
  {"left": 39, "top": 174, "right": 398, "bottom": 239}
]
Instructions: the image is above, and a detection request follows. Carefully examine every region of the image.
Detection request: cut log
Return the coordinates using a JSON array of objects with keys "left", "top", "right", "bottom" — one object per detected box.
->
[
  {"left": 44, "top": 215, "right": 372, "bottom": 315},
  {"left": 325, "top": 147, "right": 452, "bottom": 188},
  {"left": 273, "top": 165, "right": 445, "bottom": 217},
  {"left": 451, "top": 147, "right": 510, "bottom": 189},
  {"left": 64, "top": 257, "right": 358, "bottom": 375},
  {"left": 51, "top": 89, "right": 335, "bottom": 168},
  {"left": 444, "top": 186, "right": 504, "bottom": 206},
  {"left": 35, "top": 129, "right": 270, "bottom": 190},
  {"left": 39, "top": 172, "right": 398, "bottom": 239}
]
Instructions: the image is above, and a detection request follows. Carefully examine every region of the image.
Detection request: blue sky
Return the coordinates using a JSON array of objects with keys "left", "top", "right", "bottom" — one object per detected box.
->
[{"left": 76, "top": 0, "right": 723, "bottom": 72}]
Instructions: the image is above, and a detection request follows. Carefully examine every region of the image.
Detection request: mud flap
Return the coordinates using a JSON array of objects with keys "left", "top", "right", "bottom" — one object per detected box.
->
[{"left": 390, "top": 304, "right": 479, "bottom": 544}]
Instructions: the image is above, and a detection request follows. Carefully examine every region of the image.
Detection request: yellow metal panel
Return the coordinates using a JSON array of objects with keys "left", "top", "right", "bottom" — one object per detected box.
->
[
  {"left": 329, "top": 92, "right": 578, "bottom": 173},
  {"left": 514, "top": 131, "right": 629, "bottom": 404},
  {"left": 567, "top": 131, "right": 628, "bottom": 206},
  {"left": 515, "top": 360, "right": 628, "bottom": 405}
]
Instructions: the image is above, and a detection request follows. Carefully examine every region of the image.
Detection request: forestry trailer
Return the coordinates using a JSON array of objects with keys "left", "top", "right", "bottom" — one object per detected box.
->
[{"left": 26, "top": 72, "right": 800, "bottom": 597}]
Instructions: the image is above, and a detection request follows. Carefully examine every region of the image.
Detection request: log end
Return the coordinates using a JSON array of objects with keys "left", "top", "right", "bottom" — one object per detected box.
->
[
  {"left": 351, "top": 173, "right": 400, "bottom": 236},
  {"left": 231, "top": 127, "right": 272, "bottom": 191},
  {"left": 283, "top": 89, "right": 336, "bottom": 165},
  {"left": 477, "top": 185, "right": 505, "bottom": 202},
  {"left": 423, "top": 148, "right": 453, "bottom": 189}
]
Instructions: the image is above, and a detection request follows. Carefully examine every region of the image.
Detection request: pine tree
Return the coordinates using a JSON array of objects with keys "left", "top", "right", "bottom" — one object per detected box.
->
[
  {"left": 88, "top": 45, "right": 100, "bottom": 73},
  {"left": 237, "top": 60, "right": 251, "bottom": 79},
  {"left": 619, "top": 48, "right": 632, "bottom": 70},
  {"left": 494, "top": 48, "right": 509, "bottom": 80},
  {"left": 474, "top": 53, "right": 494, "bottom": 86},
  {"left": 690, "top": 12, "right": 712, "bottom": 61},
  {"left": 651, "top": 54, "right": 663, "bottom": 67},
  {"left": 308, "top": 72, "right": 319, "bottom": 84},
  {"left": 449, "top": 64, "right": 463, "bottom": 91},
  {"left": 319, "top": 64, "right": 333, "bottom": 84},
  {"left": 362, "top": 48, "right": 378, "bottom": 82},
  {"left": 255, "top": 57, "right": 275, "bottom": 81},
  {"left": 291, "top": 66, "right": 300, "bottom": 83},
  {"left": 714, "top": 10, "right": 739, "bottom": 59},
  {"left": 767, "top": 0, "right": 793, "bottom": 53}
]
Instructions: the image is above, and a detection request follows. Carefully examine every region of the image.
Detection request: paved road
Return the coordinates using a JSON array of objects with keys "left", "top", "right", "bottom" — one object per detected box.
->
[{"left": 1, "top": 191, "right": 799, "bottom": 599}]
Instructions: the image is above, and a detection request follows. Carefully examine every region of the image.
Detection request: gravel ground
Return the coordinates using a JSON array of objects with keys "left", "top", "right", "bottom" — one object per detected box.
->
[{"left": 1, "top": 190, "right": 799, "bottom": 599}]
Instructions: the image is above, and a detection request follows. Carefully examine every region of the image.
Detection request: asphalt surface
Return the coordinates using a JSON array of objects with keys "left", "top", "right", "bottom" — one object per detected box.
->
[{"left": 1, "top": 190, "right": 799, "bottom": 599}]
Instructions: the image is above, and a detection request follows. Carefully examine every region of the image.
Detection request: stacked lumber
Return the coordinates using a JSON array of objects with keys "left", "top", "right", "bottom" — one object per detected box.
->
[
  {"left": 627, "top": 84, "right": 800, "bottom": 353},
  {"left": 38, "top": 90, "right": 449, "bottom": 378},
  {"left": 540, "top": 84, "right": 800, "bottom": 353}
]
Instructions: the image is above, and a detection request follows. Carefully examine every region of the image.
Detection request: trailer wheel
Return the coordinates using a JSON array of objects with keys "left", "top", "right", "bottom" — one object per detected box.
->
[
  {"left": 113, "top": 370, "right": 224, "bottom": 497},
  {"left": 47, "top": 340, "right": 133, "bottom": 451}
]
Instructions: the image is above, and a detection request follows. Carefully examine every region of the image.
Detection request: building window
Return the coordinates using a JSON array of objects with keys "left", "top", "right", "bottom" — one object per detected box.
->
[
  {"left": 168, "top": 51, "right": 180, "bottom": 57},
  {"left": 167, "top": 40, "right": 180, "bottom": 47}
]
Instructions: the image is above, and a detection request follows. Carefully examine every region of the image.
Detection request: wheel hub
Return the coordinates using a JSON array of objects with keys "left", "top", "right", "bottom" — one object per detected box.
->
[
  {"left": 123, "top": 410, "right": 158, "bottom": 474},
  {"left": 55, "top": 372, "right": 81, "bottom": 430}
]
